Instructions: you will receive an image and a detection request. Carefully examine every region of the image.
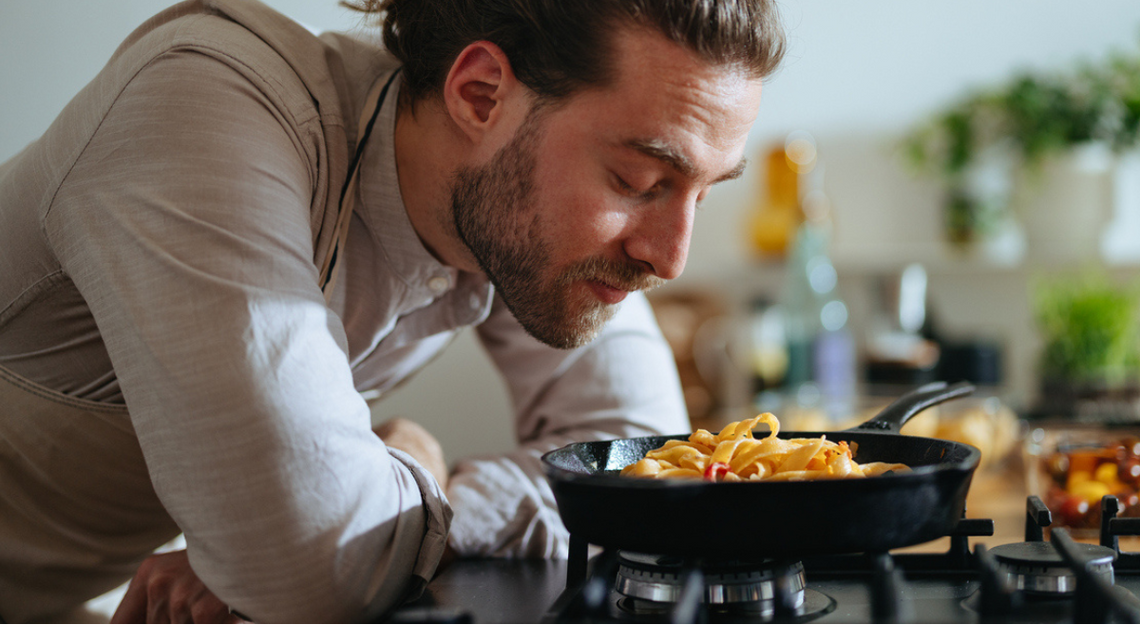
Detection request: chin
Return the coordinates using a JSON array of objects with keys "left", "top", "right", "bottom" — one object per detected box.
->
[{"left": 515, "top": 291, "right": 618, "bottom": 350}]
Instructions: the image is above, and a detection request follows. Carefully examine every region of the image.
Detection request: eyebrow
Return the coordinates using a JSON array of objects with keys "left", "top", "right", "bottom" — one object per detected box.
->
[{"left": 626, "top": 139, "right": 748, "bottom": 185}]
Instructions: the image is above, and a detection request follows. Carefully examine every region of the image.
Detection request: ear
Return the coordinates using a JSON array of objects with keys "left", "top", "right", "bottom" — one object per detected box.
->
[{"left": 442, "top": 41, "right": 522, "bottom": 144}]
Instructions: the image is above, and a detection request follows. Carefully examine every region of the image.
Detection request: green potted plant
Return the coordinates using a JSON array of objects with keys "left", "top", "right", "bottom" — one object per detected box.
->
[
  {"left": 1033, "top": 274, "right": 1140, "bottom": 418},
  {"left": 903, "top": 42, "right": 1140, "bottom": 252},
  {"left": 904, "top": 93, "right": 1009, "bottom": 247}
]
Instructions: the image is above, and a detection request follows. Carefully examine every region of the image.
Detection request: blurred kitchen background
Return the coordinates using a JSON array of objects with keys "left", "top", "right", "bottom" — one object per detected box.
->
[{"left": 5, "top": 1, "right": 1140, "bottom": 499}]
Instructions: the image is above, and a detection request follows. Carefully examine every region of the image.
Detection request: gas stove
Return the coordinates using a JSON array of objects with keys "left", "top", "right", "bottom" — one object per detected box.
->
[{"left": 392, "top": 494, "right": 1140, "bottom": 623}]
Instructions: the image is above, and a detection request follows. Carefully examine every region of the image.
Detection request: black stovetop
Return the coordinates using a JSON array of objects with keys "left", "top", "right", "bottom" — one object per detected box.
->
[{"left": 389, "top": 495, "right": 1140, "bottom": 624}]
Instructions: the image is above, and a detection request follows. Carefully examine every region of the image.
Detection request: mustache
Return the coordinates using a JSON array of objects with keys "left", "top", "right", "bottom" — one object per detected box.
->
[{"left": 562, "top": 257, "right": 666, "bottom": 293}]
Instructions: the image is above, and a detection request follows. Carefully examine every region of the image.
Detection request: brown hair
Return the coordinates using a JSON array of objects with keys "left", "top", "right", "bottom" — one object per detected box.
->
[{"left": 342, "top": 0, "right": 785, "bottom": 106}]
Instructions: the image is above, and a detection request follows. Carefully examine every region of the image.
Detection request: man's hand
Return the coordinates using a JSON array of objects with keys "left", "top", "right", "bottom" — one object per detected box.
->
[
  {"left": 374, "top": 417, "right": 449, "bottom": 488},
  {"left": 111, "top": 550, "right": 247, "bottom": 624}
]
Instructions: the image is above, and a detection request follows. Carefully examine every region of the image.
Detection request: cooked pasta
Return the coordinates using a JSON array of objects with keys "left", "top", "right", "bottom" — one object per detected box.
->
[{"left": 620, "top": 412, "right": 909, "bottom": 482}]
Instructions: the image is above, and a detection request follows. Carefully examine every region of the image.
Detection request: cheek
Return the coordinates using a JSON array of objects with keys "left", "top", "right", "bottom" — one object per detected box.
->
[
  {"left": 532, "top": 157, "right": 627, "bottom": 250},
  {"left": 549, "top": 198, "right": 627, "bottom": 261}
]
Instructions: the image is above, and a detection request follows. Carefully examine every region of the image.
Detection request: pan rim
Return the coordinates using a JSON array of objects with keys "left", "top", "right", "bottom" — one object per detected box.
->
[{"left": 541, "top": 431, "right": 982, "bottom": 488}]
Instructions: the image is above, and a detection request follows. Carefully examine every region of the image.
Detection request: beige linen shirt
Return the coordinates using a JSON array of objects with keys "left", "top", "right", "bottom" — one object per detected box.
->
[{"left": 0, "top": 0, "right": 688, "bottom": 623}]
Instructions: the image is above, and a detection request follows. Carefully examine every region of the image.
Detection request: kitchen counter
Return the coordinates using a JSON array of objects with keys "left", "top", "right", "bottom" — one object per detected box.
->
[{"left": 392, "top": 559, "right": 567, "bottom": 623}]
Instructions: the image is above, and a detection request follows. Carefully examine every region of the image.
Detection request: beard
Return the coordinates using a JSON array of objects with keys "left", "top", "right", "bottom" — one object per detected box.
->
[{"left": 449, "top": 110, "right": 663, "bottom": 349}]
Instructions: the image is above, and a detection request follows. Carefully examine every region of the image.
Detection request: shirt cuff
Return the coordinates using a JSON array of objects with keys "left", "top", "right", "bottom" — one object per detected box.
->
[{"left": 383, "top": 447, "right": 453, "bottom": 601}]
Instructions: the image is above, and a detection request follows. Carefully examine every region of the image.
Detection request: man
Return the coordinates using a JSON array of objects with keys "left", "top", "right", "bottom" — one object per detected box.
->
[{"left": 0, "top": 0, "right": 784, "bottom": 623}]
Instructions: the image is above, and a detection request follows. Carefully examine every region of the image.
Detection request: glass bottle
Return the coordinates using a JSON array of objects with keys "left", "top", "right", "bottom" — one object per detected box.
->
[
  {"left": 749, "top": 141, "right": 804, "bottom": 259},
  {"left": 778, "top": 160, "right": 856, "bottom": 421}
]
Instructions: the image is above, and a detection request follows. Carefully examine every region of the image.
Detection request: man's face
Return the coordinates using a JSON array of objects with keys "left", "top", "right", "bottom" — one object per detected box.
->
[{"left": 450, "top": 27, "right": 764, "bottom": 349}]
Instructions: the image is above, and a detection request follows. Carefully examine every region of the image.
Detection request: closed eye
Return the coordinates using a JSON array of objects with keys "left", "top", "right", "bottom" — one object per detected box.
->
[{"left": 613, "top": 173, "right": 662, "bottom": 200}]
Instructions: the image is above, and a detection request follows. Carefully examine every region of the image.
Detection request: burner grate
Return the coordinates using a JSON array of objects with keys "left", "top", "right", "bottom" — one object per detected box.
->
[
  {"left": 1100, "top": 495, "right": 1140, "bottom": 573},
  {"left": 968, "top": 496, "right": 1140, "bottom": 623}
]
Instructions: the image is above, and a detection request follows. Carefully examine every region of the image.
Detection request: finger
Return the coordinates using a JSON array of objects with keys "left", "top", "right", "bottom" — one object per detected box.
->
[
  {"left": 171, "top": 578, "right": 204, "bottom": 624},
  {"left": 145, "top": 572, "right": 175, "bottom": 623},
  {"left": 110, "top": 574, "right": 151, "bottom": 624}
]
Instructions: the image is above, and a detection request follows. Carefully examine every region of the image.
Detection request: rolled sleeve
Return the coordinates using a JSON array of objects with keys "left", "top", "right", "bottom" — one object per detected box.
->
[{"left": 381, "top": 448, "right": 453, "bottom": 600}]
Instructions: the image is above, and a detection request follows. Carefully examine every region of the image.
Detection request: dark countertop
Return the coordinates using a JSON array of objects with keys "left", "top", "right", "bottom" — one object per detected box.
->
[{"left": 392, "top": 559, "right": 568, "bottom": 623}]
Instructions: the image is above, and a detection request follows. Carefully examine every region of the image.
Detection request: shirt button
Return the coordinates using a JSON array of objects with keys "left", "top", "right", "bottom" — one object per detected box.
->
[{"left": 427, "top": 276, "right": 450, "bottom": 294}]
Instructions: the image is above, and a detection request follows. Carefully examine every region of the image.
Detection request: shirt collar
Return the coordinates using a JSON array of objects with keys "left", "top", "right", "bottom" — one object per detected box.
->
[{"left": 355, "top": 71, "right": 494, "bottom": 325}]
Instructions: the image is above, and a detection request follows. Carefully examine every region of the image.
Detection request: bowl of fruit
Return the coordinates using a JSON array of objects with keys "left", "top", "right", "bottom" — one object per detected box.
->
[{"left": 1026, "top": 425, "right": 1140, "bottom": 535}]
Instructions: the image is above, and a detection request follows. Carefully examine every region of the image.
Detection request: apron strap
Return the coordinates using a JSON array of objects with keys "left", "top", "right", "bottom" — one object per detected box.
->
[{"left": 318, "top": 69, "right": 400, "bottom": 303}]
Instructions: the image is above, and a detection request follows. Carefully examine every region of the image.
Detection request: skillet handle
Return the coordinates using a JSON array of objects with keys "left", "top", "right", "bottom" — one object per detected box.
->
[{"left": 847, "top": 381, "right": 975, "bottom": 434}]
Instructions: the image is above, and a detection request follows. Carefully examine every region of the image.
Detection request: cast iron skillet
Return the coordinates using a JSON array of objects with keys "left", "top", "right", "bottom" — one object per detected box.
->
[{"left": 541, "top": 381, "right": 980, "bottom": 560}]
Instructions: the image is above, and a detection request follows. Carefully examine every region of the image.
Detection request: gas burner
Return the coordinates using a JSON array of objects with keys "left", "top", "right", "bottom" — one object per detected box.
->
[
  {"left": 611, "top": 551, "right": 835, "bottom": 622},
  {"left": 614, "top": 591, "right": 839, "bottom": 622},
  {"left": 989, "top": 541, "right": 1116, "bottom": 595},
  {"left": 615, "top": 551, "right": 804, "bottom": 606}
]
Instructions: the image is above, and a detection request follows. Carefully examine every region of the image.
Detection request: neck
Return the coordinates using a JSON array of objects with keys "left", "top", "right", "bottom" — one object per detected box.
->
[{"left": 393, "top": 98, "right": 480, "bottom": 272}]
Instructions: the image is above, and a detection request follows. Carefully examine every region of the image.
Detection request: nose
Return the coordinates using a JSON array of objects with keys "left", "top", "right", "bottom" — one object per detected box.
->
[{"left": 621, "top": 196, "right": 694, "bottom": 281}]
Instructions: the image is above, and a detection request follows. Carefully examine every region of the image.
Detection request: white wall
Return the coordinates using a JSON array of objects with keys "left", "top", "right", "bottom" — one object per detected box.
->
[
  {"left": 0, "top": 1, "right": 373, "bottom": 158},
  {"left": 4, "top": 1, "right": 1140, "bottom": 460}
]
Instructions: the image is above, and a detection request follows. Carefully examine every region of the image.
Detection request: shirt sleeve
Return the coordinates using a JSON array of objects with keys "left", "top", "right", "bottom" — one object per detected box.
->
[
  {"left": 42, "top": 50, "right": 448, "bottom": 622},
  {"left": 448, "top": 292, "right": 689, "bottom": 558}
]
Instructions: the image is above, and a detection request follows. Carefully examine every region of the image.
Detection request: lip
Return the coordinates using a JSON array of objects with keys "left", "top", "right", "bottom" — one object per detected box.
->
[{"left": 586, "top": 280, "right": 630, "bottom": 305}]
